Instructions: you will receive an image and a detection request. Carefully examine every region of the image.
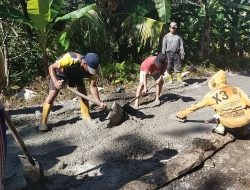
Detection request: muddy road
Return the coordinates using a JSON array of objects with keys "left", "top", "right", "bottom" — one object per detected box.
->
[{"left": 5, "top": 73, "right": 250, "bottom": 190}]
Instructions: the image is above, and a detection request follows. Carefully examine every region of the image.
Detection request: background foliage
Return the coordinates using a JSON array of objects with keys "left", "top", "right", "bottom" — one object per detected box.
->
[{"left": 0, "top": 0, "right": 250, "bottom": 88}]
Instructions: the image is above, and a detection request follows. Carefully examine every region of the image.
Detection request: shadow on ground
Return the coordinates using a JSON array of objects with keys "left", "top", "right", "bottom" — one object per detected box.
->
[
  {"left": 8, "top": 105, "right": 63, "bottom": 115},
  {"left": 162, "top": 125, "right": 209, "bottom": 137},
  {"left": 41, "top": 148, "right": 178, "bottom": 190},
  {"left": 38, "top": 134, "right": 178, "bottom": 190},
  {"left": 160, "top": 93, "right": 196, "bottom": 103},
  {"left": 184, "top": 78, "right": 207, "bottom": 85}
]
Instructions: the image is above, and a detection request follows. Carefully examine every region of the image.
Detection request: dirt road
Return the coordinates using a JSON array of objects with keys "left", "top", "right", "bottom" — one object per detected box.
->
[{"left": 4, "top": 73, "right": 250, "bottom": 190}]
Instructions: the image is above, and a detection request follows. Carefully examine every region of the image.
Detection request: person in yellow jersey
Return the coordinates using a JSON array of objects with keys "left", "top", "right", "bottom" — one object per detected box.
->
[
  {"left": 176, "top": 70, "right": 250, "bottom": 135},
  {"left": 38, "top": 52, "right": 107, "bottom": 132}
]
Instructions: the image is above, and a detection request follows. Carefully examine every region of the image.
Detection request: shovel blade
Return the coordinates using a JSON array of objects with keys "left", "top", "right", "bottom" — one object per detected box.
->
[
  {"left": 106, "top": 102, "right": 124, "bottom": 126},
  {"left": 19, "top": 155, "right": 44, "bottom": 187}
]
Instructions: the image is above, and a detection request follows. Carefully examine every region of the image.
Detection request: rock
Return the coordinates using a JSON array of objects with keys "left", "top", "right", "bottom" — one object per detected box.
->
[
  {"left": 192, "top": 138, "right": 215, "bottom": 151},
  {"left": 56, "top": 162, "right": 68, "bottom": 170},
  {"left": 121, "top": 133, "right": 235, "bottom": 190},
  {"left": 204, "top": 158, "right": 215, "bottom": 168},
  {"left": 16, "top": 88, "right": 37, "bottom": 100}
]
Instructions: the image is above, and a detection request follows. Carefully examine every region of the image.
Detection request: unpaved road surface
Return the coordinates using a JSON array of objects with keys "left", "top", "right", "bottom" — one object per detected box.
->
[{"left": 4, "top": 73, "right": 250, "bottom": 190}]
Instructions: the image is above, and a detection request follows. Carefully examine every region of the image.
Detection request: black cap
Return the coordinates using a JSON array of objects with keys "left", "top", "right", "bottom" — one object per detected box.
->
[{"left": 154, "top": 53, "right": 168, "bottom": 71}]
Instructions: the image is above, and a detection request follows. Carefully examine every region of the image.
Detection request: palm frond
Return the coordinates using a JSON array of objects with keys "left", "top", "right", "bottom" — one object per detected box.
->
[{"left": 122, "top": 13, "right": 164, "bottom": 50}]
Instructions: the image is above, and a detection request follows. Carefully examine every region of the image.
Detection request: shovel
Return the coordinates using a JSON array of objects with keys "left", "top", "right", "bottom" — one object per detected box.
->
[
  {"left": 66, "top": 87, "right": 124, "bottom": 126},
  {"left": 3, "top": 109, "right": 44, "bottom": 187},
  {"left": 204, "top": 114, "right": 219, "bottom": 124},
  {"left": 123, "top": 82, "right": 158, "bottom": 112}
]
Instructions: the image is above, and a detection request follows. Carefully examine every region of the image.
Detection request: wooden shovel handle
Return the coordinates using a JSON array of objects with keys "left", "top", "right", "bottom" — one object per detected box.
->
[
  {"left": 66, "top": 87, "right": 102, "bottom": 107},
  {"left": 3, "top": 110, "right": 36, "bottom": 166},
  {"left": 129, "top": 82, "right": 157, "bottom": 104}
]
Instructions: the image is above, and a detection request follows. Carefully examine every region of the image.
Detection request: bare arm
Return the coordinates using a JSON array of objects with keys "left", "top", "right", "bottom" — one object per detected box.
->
[
  {"left": 161, "top": 36, "right": 167, "bottom": 54},
  {"left": 176, "top": 97, "right": 211, "bottom": 119},
  {"left": 141, "top": 72, "right": 148, "bottom": 94},
  {"left": 179, "top": 37, "right": 185, "bottom": 59},
  {"left": 49, "top": 62, "right": 63, "bottom": 89},
  {"left": 89, "top": 77, "right": 106, "bottom": 109}
]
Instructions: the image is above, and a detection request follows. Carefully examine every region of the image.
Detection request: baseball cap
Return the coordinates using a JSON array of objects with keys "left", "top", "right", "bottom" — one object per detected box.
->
[
  {"left": 170, "top": 22, "right": 177, "bottom": 28},
  {"left": 154, "top": 53, "right": 168, "bottom": 71},
  {"left": 83, "top": 53, "right": 100, "bottom": 75}
]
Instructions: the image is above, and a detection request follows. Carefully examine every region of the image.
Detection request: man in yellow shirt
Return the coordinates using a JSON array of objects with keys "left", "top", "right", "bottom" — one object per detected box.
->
[
  {"left": 38, "top": 52, "right": 106, "bottom": 132},
  {"left": 176, "top": 70, "right": 250, "bottom": 135}
]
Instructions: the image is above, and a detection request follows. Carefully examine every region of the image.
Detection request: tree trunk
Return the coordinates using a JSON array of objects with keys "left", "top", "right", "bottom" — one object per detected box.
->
[
  {"left": 228, "top": 9, "right": 239, "bottom": 56},
  {"left": 41, "top": 38, "right": 49, "bottom": 76},
  {"left": 2, "top": 43, "right": 9, "bottom": 86},
  {"left": 199, "top": 0, "right": 210, "bottom": 59},
  {"left": 0, "top": 47, "right": 6, "bottom": 87},
  {"left": 19, "top": 0, "right": 33, "bottom": 37},
  {"left": 0, "top": 21, "right": 9, "bottom": 86}
]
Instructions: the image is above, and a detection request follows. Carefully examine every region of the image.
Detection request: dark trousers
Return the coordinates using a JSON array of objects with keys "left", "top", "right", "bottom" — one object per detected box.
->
[{"left": 166, "top": 52, "right": 181, "bottom": 73}]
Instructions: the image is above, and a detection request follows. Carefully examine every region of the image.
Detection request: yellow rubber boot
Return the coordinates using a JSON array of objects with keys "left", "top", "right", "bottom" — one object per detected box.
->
[
  {"left": 38, "top": 103, "right": 52, "bottom": 132},
  {"left": 176, "top": 72, "right": 183, "bottom": 83},
  {"left": 165, "top": 73, "right": 173, "bottom": 84},
  {"left": 80, "top": 100, "right": 92, "bottom": 122}
]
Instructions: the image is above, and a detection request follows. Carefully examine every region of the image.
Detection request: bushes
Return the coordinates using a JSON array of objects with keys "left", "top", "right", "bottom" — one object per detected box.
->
[
  {"left": 209, "top": 54, "right": 250, "bottom": 72},
  {"left": 101, "top": 60, "right": 139, "bottom": 85}
]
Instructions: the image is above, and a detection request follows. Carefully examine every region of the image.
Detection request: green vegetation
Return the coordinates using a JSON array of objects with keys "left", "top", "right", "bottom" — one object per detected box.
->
[
  {"left": 101, "top": 60, "right": 139, "bottom": 85},
  {"left": 0, "top": 0, "right": 249, "bottom": 89}
]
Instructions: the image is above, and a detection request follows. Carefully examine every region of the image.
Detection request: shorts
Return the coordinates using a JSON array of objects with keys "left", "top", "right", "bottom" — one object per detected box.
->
[
  {"left": 49, "top": 69, "right": 85, "bottom": 90},
  {"left": 139, "top": 71, "right": 161, "bottom": 83}
]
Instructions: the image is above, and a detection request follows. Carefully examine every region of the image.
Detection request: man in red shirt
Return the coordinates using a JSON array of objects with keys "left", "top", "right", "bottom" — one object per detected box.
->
[{"left": 134, "top": 53, "right": 168, "bottom": 108}]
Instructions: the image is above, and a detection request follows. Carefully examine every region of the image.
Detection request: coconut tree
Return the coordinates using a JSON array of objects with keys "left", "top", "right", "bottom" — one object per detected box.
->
[
  {"left": 120, "top": 0, "right": 171, "bottom": 57},
  {"left": 95, "top": 0, "right": 171, "bottom": 62}
]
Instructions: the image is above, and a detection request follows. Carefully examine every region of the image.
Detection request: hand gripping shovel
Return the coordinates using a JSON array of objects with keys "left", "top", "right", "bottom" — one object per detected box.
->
[
  {"left": 123, "top": 82, "right": 158, "bottom": 112},
  {"left": 3, "top": 110, "right": 44, "bottom": 187},
  {"left": 66, "top": 87, "right": 124, "bottom": 126}
]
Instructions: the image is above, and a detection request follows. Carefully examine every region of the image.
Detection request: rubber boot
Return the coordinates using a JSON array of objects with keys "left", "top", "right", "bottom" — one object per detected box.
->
[
  {"left": 165, "top": 73, "right": 173, "bottom": 84},
  {"left": 38, "top": 103, "right": 52, "bottom": 132},
  {"left": 176, "top": 72, "right": 187, "bottom": 85},
  {"left": 80, "top": 100, "right": 92, "bottom": 123},
  {"left": 212, "top": 124, "right": 225, "bottom": 135},
  {"left": 176, "top": 72, "right": 183, "bottom": 83}
]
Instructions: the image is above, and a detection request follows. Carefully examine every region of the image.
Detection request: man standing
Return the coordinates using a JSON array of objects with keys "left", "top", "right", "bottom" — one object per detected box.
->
[
  {"left": 38, "top": 52, "right": 107, "bottom": 132},
  {"left": 134, "top": 53, "right": 168, "bottom": 108},
  {"left": 162, "top": 22, "right": 185, "bottom": 84}
]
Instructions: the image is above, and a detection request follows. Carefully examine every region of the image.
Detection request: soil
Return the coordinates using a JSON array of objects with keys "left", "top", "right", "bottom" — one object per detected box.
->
[{"left": 4, "top": 72, "right": 250, "bottom": 190}]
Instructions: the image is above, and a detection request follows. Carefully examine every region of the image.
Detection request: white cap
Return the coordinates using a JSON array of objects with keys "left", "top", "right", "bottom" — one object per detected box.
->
[{"left": 170, "top": 22, "right": 177, "bottom": 28}]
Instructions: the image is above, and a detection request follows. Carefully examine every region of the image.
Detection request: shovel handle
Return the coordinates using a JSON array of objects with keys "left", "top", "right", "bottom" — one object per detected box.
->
[
  {"left": 129, "top": 82, "right": 157, "bottom": 104},
  {"left": 66, "top": 87, "right": 102, "bottom": 107},
  {"left": 204, "top": 114, "right": 219, "bottom": 124},
  {"left": 3, "top": 110, "right": 36, "bottom": 166}
]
